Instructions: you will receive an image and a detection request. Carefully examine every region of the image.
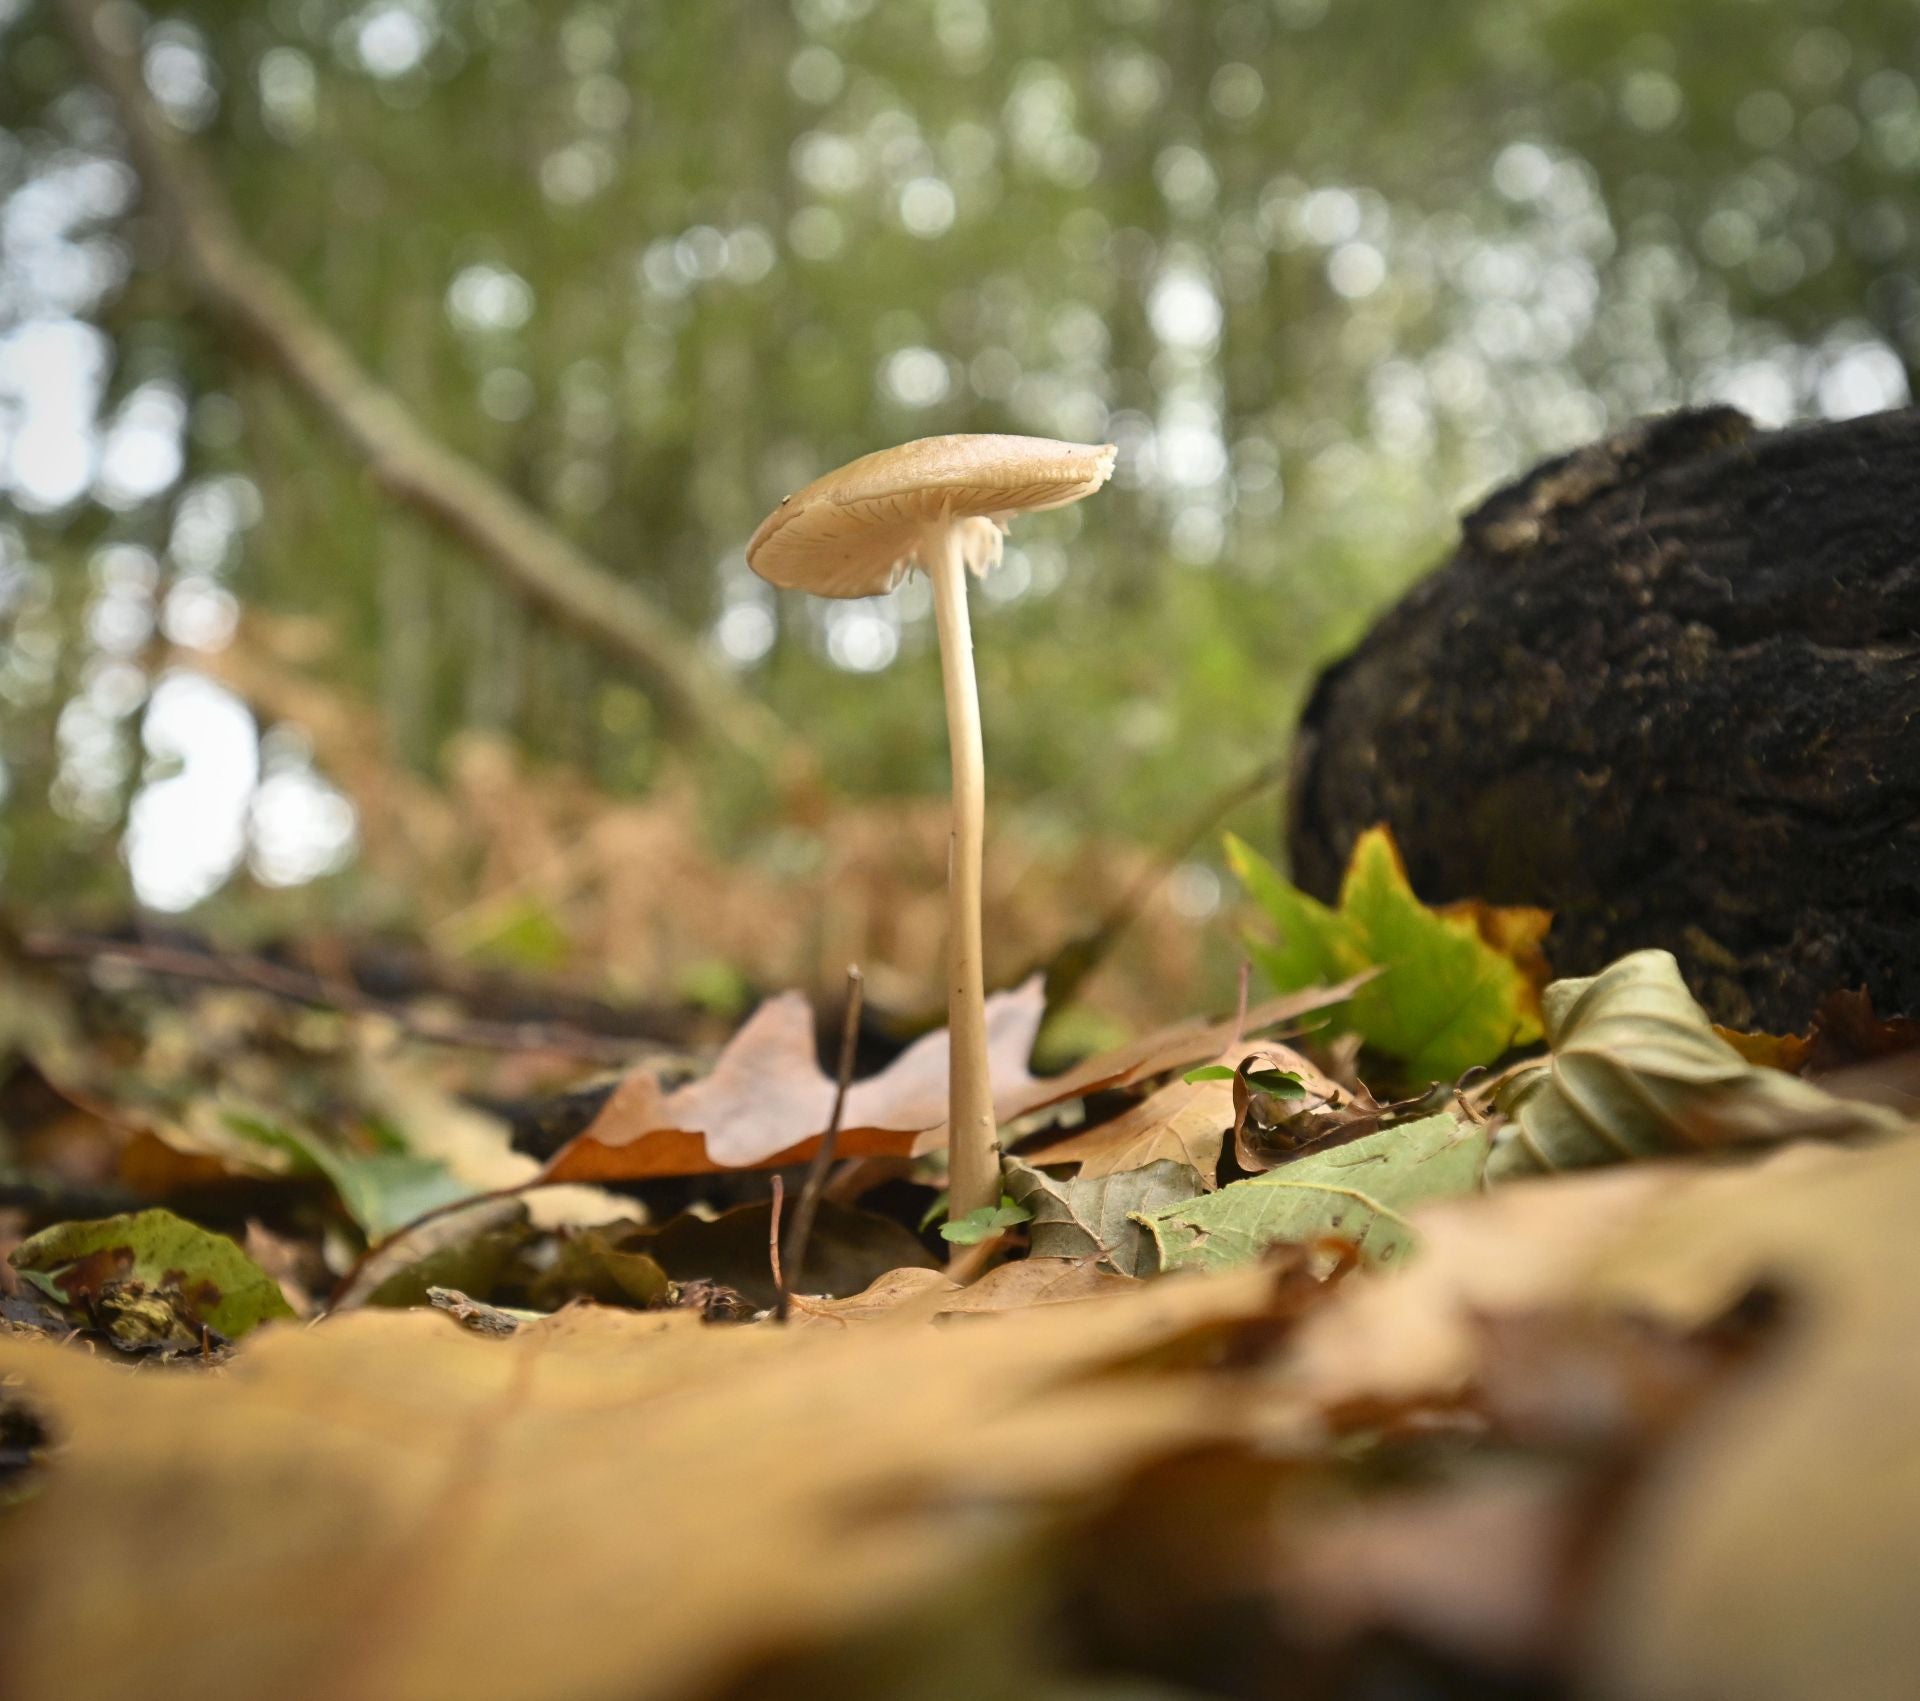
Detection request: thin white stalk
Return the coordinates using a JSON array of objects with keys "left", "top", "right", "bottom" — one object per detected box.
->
[{"left": 926, "top": 520, "right": 999, "bottom": 1227}]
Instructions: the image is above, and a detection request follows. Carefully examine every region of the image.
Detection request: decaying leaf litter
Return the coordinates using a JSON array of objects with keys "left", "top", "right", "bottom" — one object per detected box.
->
[{"left": 4, "top": 829, "right": 1920, "bottom": 1700}]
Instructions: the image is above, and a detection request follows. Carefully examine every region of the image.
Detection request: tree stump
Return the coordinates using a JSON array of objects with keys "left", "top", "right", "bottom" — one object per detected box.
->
[{"left": 1286, "top": 405, "right": 1920, "bottom": 1032}]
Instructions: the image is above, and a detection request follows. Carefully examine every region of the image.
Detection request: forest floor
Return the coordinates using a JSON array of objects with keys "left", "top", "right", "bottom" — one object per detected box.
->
[{"left": 1, "top": 808, "right": 1916, "bottom": 1701}]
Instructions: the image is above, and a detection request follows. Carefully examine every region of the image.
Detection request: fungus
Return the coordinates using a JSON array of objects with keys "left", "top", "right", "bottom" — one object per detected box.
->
[{"left": 747, "top": 434, "right": 1116, "bottom": 1227}]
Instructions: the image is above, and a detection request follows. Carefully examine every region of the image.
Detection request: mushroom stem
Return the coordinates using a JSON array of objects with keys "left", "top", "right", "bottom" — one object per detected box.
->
[{"left": 927, "top": 518, "right": 999, "bottom": 1228}]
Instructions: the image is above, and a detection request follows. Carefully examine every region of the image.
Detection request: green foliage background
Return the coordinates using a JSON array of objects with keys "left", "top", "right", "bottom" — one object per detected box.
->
[{"left": 0, "top": 0, "right": 1915, "bottom": 921}]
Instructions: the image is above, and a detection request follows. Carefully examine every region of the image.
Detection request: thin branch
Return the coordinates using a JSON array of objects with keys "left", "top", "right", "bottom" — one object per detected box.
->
[
  {"left": 21, "top": 929, "right": 656, "bottom": 1065},
  {"left": 326, "top": 1180, "right": 539, "bottom": 1312},
  {"left": 57, "top": 0, "right": 790, "bottom": 771},
  {"left": 767, "top": 1174, "right": 786, "bottom": 1310},
  {"left": 777, "top": 965, "right": 863, "bottom": 1320}
]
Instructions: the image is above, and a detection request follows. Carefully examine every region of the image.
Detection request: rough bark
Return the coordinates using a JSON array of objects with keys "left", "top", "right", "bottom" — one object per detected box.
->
[{"left": 1287, "top": 405, "right": 1920, "bottom": 1031}]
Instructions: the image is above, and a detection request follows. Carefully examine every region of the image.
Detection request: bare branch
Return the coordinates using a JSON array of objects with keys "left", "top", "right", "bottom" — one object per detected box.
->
[{"left": 57, "top": 0, "right": 790, "bottom": 770}]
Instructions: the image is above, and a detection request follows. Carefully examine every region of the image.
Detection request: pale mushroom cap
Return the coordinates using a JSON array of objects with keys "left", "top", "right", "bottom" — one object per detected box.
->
[{"left": 746, "top": 433, "right": 1117, "bottom": 598}]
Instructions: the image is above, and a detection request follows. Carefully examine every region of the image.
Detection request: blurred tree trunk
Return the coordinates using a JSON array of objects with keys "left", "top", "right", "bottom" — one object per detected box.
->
[{"left": 57, "top": 0, "right": 789, "bottom": 773}]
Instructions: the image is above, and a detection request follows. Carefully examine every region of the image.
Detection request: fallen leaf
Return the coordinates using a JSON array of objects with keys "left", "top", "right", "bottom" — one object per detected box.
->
[
  {"left": 543, "top": 976, "right": 1047, "bottom": 1181},
  {"left": 1022, "top": 1074, "right": 1236, "bottom": 1181},
  {"left": 935, "top": 1257, "right": 1136, "bottom": 1312},
  {"left": 1489, "top": 950, "right": 1908, "bottom": 1178},
  {"left": 1224, "top": 831, "right": 1359, "bottom": 992},
  {"left": 1580, "top": 1136, "right": 1920, "bottom": 1701},
  {"left": 8, "top": 1134, "right": 1920, "bottom": 1699},
  {"left": 223, "top": 1111, "right": 476, "bottom": 1241},
  {"left": 796, "top": 1258, "right": 1134, "bottom": 1325},
  {"left": 1806, "top": 986, "right": 1920, "bottom": 1072},
  {"left": 1024, "top": 1038, "right": 1359, "bottom": 1183},
  {"left": 519, "top": 1229, "right": 672, "bottom": 1312},
  {"left": 0, "top": 1263, "right": 1283, "bottom": 1701},
  {"left": 1003, "top": 1157, "right": 1206, "bottom": 1275},
  {"left": 909, "top": 973, "right": 1376, "bottom": 1158},
  {"left": 367, "top": 1200, "right": 929, "bottom": 1314},
  {"left": 1009, "top": 973, "right": 1371, "bottom": 1100},
  {"left": 1226, "top": 1046, "right": 1380, "bottom": 1173},
  {"left": 1271, "top": 1468, "right": 1581, "bottom": 1672},
  {"left": 1138, "top": 1113, "right": 1489, "bottom": 1274},
  {"left": 1713, "top": 1023, "right": 1814, "bottom": 1072},
  {"left": 1437, "top": 896, "right": 1554, "bottom": 1029},
  {"left": 792, "top": 1265, "right": 957, "bottom": 1322},
  {"left": 9, "top": 1209, "right": 294, "bottom": 1340},
  {"left": 1282, "top": 1163, "right": 1677, "bottom": 1411},
  {"left": 545, "top": 974, "right": 1372, "bottom": 1183},
  {"left": 352, "top": 1202, "right": 532, "bottom": 1311},
  {"left": 1228, "top": 828, "right": 1548, "bottom": 1083}
]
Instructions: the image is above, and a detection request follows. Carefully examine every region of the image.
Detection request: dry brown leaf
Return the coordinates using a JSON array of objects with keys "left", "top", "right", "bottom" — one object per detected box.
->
[
  {"left": 1806, "top": 987, "right": 1920, "bottom": 1072},
  {"left": 1024, "top": 1075, "right": 1237, "bottom": 1180},
  {"left": 1582, "top": 1136, "right": 1920, "bottom": 1701},
  {"left": 1023, "top": 1038, "right": 1354, "bottom": 1182},
  {"left": 8, "top": 1126, "right": 1919, "bottom": 1700},
  {"left": 913, "top": 975, "right": 1374, "bottom": 1163},
  {"left": 1282, "top": 1164, "right": 1679, "bottom": 1410},
  {"left": 542, "top": 976, "right": 1047, "bottom": 1180},
  {"left": 0, "top": 1269, "right": 1282, "bottom": 1701},
  {"left": 936, "top": 1257, "right": 1137, "bottom": 1312},
  {"left": 1265, "top": 1137, "right": 1920, "bottom": 1697},
  {"left": 1713, "top": 1023, "right": 1815, "bottom": 1073},
  {"left": 544, "top": 975, "right": 1369, "bottom": 1182},
  {"left": 792, "top": 1264, "right": 957, "bottom": 1322},
  {"left": 795, "top": 1257, "right": 1134, "bottom": 1325},
  {"left": 1273, "top": 1470, "right": 1580, "bottom": 1671}
]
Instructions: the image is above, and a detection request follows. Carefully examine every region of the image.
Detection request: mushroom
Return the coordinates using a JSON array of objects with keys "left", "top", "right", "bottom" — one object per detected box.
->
[{"left": 747, "top": 434, "right": 1116, "bottom": 1226}]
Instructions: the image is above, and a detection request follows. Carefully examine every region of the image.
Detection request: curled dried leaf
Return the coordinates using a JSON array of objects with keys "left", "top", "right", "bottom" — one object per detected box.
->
[{"left": 1490, "top": 951, "right": 1909, "bottom": 1179}]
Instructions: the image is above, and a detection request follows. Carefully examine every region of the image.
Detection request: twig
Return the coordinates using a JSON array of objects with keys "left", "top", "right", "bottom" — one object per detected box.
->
[
  {"left": 20, "top": 930, "right": 654, "bottom": 1065},
  {"left": 767, "top": 1175, "right": 786, "bottom": 1312},
  {"left": 777, "top": 965, "right": 863, "bottom": 1321},
  {"left": 55, "top": 0, "right": 788, "bottom": 770},
  {"left": 325, "top": 1180, "right": 539, "bottom": 1311}
]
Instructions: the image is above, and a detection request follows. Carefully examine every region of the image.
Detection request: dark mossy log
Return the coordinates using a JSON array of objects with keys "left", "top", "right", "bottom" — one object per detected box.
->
[{"left": 1287, "top": 405, "right": 1920, "bottom": 1032}]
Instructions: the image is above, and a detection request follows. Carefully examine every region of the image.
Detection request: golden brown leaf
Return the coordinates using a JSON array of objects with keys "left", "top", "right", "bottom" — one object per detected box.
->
[
  {"left": 1712, "top": 1023, "right": 1814, "bottom": 1072},
  {"left": 0, "top": 1270, "right": 1279, "bottom": 1701},
  {"left": 794, "top": 1257, "right": 1134, "bottom": 1325},
  {"left": 1022, "top": 1075, "right": 1237, "bottom": 1179}
]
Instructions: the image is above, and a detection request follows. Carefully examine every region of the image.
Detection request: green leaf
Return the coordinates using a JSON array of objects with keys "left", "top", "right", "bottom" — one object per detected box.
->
[
  {"left": 1182, "top": 1064, "right": 1239, "bottom": 1083},
  {"left": 939, "top": 1199, "right": 1034, "bottom": 1245},
  {"left": 1490, "top": 949, "right": 1910, "bottom": 1179},
  {"left": 1224, "top": 833, "right": 1363, "bottom": 992},
  {"left": 9, "top": 1209, "right": 295, "bottom": 1339},
  {"left": 1338, "top": 829, "right": 1541, "bottom": 1081},
  {"left": 1228, "top": 826, "right": 1545, "bottom": 1083},
  {"left": 1137, "top": 1114, "right": 1490, "bottom": 1274},
  {"left": 226, "top": 1112, "right": 475, "bottom": 1241},
  {"left": 1003, "top": 1158, "right": 1206, "bottom": 1276},
  {"left": 463, "top": 896, "right": 574, "bottom": 972}
]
